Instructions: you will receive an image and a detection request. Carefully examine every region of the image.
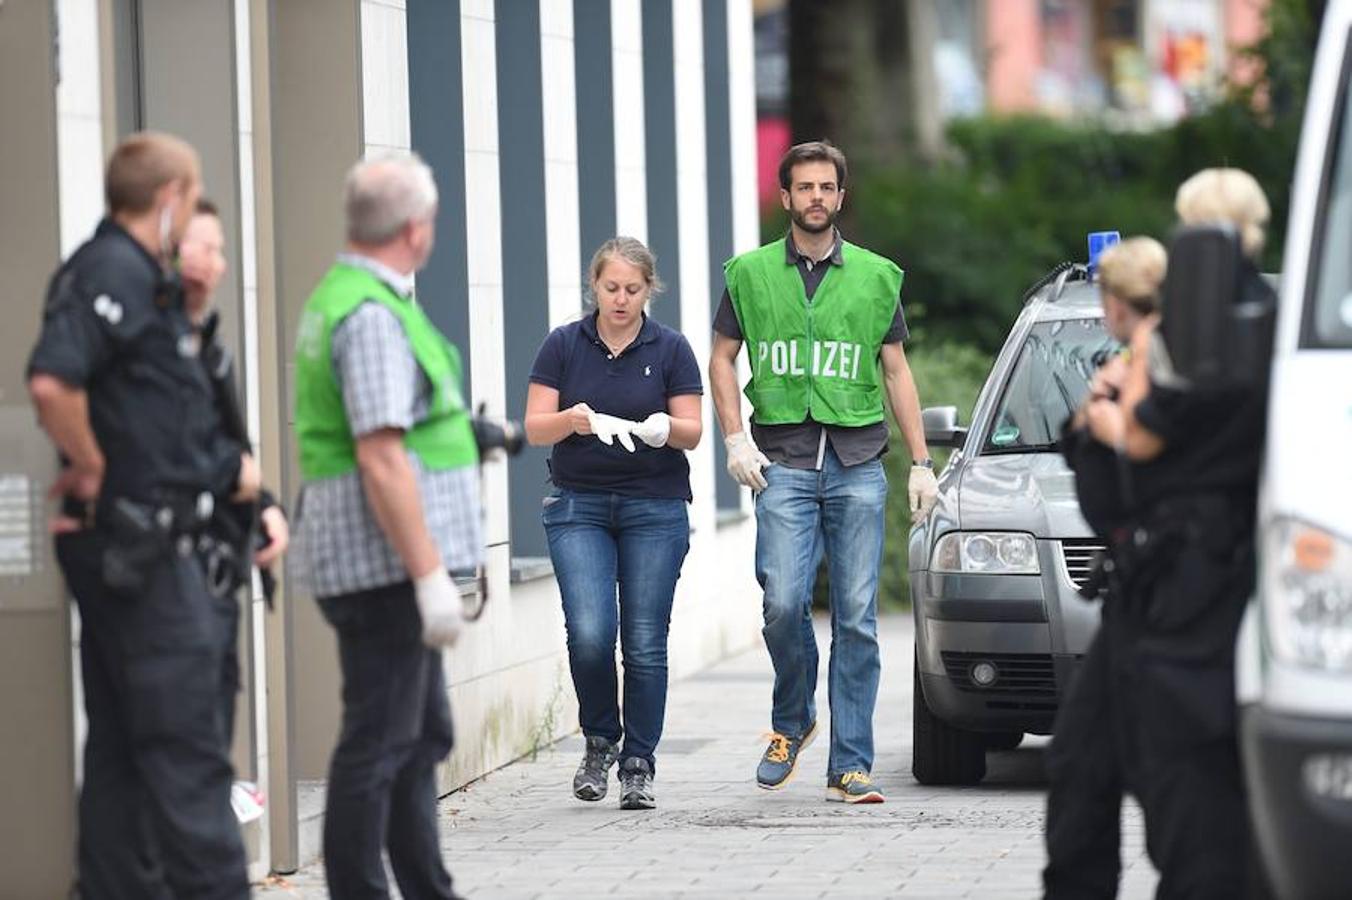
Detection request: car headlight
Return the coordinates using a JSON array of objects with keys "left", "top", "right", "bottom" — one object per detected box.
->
[
  {"left": 932, "top": 532, "right": 1040, "bottom": 575},
  {"left": 1263, "top": 518, "right": 1352, "bottom": 672}
]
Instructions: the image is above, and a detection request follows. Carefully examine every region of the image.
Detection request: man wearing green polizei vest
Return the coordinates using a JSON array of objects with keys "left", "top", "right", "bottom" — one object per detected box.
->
[
  {"left": 710, "top": 141, "right": 939, "bottom": 804},
  {"left": 292, "top": 154, "right": 476, "bottom": 900}
]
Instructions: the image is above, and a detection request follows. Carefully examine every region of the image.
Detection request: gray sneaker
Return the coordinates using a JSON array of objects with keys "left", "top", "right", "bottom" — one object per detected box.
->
[
  {"left": 573, "top": 736, "right": 619, "bottom": 801},
  {"left": 619, "top": 757, "right": 656, "bottom": 810},
  {"left": 755, "top": 720, "right": 818, "bottom": 790}
]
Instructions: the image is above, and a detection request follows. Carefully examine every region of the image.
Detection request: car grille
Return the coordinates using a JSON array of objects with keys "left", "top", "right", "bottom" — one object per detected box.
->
[
  {"left": 940, "top": 651, "right": 1057, "bottom": 697},
  {"left": 1060, "top": 539, "right": 1107, "bottom": 591}
]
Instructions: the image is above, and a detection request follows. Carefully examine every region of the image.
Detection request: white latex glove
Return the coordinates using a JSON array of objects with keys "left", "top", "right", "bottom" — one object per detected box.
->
[
  {"left": 724, "top": 432, "right": 771, "bottom": 490},
  {"left": 413, "top": 568, "right": 464, "bottom": 648},
  {"left": 587, "top": 410, "right": 638, "bottom": 452},
  {"left": 631, "top": 412, "right": 671, "bottom": 448},
  {"left": 909, "top": 465, "right": 939, "bottom": 520}
]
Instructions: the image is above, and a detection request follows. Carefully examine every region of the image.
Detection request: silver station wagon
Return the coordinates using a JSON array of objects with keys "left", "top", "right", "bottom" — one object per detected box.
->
[{"left": 909, "top": 263, "right": 1113, "bottom": 785}]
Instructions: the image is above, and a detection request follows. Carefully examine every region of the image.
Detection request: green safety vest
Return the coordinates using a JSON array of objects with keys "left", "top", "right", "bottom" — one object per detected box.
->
[
  {"left": 725, "top": 238, "right": 903, "bottom": 426},
  {"left": 294, "top": 262, "right": 478, "bottom": 480}
]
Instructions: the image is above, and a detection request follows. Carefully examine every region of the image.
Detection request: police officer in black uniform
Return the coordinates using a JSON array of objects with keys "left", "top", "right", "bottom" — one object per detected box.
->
[
  {"left": 27, "top": 132, "right": 251, "bottom": 900},
  {"left": 179, "top": 197, "right": 289, "bottom": 750},
  {"left": 1048, "top": 169, "right": 1276, "bottom": 899},
  {"left": 1043, "top": 237, "right": 1169, "bottom": 898}
]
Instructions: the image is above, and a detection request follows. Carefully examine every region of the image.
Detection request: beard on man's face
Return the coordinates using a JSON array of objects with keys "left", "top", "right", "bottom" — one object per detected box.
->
[{"left": 789, "top": 200, "right": 839, "bottom": 234}]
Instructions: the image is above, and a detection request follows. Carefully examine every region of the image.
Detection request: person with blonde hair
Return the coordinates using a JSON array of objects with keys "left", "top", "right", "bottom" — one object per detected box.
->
[
  {"left": 525, "top": 236, "right": 703, "bottom": 810},
  {"left": 1097, "top": 237, "right": 1168, "bottom": 336},
  {"left": 1043, "top": 235, "right": 1168, "bottom": 898},
  {"left": 1055, "top": 170, "right": 1277, "bottom": 898},
  {"left": 1174, "top": 166, "right": 1270, "bottom": 259}
]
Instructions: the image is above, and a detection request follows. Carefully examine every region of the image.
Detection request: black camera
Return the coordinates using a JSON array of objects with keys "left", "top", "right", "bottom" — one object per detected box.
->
[{"left": 471, "top": 404, "right": 525, "bottom": 457}]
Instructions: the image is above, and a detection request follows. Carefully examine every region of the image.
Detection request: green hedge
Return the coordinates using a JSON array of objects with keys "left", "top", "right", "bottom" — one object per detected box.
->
[
  {"left": 850, "top": 103, "right": 1298, "bottom": 355},
  {"left": 851, "top": 0, "right": 1315, "bottom": 355}
]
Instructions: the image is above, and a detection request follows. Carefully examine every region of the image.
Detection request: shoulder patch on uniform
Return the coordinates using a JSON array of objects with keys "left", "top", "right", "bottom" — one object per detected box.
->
[{"left": 92, "top": 293, "right": 124, "bottom": 325}]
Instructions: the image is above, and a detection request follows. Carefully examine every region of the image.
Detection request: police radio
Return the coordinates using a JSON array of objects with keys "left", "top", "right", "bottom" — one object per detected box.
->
[{"left": 1158, "top": 224, "right": 1277, "bottom": 391}]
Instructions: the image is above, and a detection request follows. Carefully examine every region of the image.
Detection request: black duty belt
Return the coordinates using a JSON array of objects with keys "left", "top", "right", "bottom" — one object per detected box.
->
[{"left": 98, "top": 492, "right": 218, "bottom": 594}]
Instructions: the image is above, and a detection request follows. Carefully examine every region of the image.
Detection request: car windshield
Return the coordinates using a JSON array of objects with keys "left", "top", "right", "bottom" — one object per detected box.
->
[
  {"left": 984, "top": 317, "right": 1114, "bottom": 453},
  {"left": 1306, "top": 57, "right": 1352, "bottom": 348}
]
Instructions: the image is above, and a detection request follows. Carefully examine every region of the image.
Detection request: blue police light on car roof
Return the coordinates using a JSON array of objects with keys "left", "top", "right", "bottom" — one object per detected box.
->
[{"left": 1087, "top": 231, "right": 1121, "bottom": 279}]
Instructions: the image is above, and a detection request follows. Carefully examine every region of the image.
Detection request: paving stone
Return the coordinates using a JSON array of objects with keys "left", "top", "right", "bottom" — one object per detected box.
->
[{"left": 259, "top": 616, "right": 1157, "bottom": 898}]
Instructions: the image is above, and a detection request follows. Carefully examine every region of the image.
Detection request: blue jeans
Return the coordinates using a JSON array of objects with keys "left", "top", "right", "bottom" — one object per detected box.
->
[
  {"left": 754, "top": 444, "right": 887, "bottom": 775},
  {"left": 543, "top": 489, "right": 690, "bottom": 769}
]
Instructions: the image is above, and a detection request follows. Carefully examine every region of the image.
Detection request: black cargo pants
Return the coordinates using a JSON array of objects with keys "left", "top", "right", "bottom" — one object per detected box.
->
[
  {"left": 1043, "top": 626, "right": 1125, "bottom": 899},
  {"left": 1045, "top": 524, "right": 1268, "bottom": 900},
  {"left": 1110, "top": 541, "right": 1264, "bottom": 900},
  {"left": 57, "top": 529, "right": 248, "bottom": 900}
]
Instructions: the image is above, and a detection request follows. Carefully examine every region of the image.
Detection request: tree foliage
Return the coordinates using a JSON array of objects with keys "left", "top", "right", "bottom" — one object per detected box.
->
[{"left": 837, "top": 0, "right": 1318, "bottom": 355}]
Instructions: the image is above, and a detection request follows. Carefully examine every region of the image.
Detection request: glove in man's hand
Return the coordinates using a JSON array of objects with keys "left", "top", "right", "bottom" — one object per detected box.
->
[
  {"left": 909, "top": 466, "right": 939, "bottom": 520},
  {"left": 725, "top": 432, "right": 770, "bottom": 490},
  {"left": 414, "top": 568, "right": 465, "bottom": 648}
]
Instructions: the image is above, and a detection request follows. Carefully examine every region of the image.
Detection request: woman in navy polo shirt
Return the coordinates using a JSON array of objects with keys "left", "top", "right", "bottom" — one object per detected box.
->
[{"left": 525, "top": 237, "right": 703, "bottom": 811}]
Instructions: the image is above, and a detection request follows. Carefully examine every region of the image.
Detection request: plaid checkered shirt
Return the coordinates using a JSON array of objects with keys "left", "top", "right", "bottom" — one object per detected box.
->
[{"left": 292, "top": 256, "right": 483, "bottom": 599}]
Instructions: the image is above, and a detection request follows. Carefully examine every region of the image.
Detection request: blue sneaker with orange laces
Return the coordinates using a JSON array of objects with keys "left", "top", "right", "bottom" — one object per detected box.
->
[
  {"left": 755, "top": 721, "right": 818, "bottom": 789},
  {"left": 825, "top": 770, "right": 885, "bottom": 804}
]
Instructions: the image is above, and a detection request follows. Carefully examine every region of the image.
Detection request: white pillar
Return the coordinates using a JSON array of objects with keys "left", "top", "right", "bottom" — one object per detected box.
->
[
  {"left": 671, "top": 0, "right": 715, "bottom": 534},
  {"left": 55, "top": 0, "right": 104, "bottom": 258},
  {"left": 54, "top": 0, "right": 104, "bottom": 813},
  {"left": 541, "top": 0, "right": 582, "bottom": 328},
  {"left": 461, "top": 1, "right": 509, "bottom": 549},
  {"left": 610, "top": 0, "right": 647, "bottom": 242},
  {"left": 231, "top": 0, "right": 271, "bottom": 881},
  {"left": 361, "top": 0, "right": 412, "bottom": 158},
  {"left": 727, "top": 0, "right": 760, "bottom": 255},
  {"left": 726, "top": 0, "right": 761, "bottom": 511}
]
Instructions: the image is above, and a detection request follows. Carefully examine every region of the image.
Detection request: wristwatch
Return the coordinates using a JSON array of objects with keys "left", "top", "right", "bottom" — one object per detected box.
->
[{"left": 914, "top": 457, "right": 934, "bottom": 469}]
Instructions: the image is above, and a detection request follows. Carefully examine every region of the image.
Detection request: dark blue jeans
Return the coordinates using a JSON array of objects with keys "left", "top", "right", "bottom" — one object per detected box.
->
[{"left": 543, "top": 489, "right": 690, "bottom": 769}]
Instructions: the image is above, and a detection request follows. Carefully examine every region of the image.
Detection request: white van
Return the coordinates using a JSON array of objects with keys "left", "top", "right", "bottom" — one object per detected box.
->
[{"left": 1237, "top": 2, "right": 1352, "bottom": 897}]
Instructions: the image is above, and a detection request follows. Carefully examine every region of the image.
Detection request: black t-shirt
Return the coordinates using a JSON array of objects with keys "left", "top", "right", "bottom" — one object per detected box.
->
[
  {"left": 713, "top": 233, "right": 909, "bottom": 469},
  {"left": 27, "top": 219, "right": 245, "bottom": 510},
  {"left": 529, "top": 312, "right": 703, "bottom": 500},
  {"left": 1131, "top": 381, "right": 1266, "bottom": 511}
]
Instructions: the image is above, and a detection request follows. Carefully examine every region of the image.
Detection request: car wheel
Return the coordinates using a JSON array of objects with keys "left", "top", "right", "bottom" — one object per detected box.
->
[
  {"left": 912, "top": 653, "right": 988, "bottom": 785},
  {"left": 984, "top": 731, "right": 1024, "bottom": 752}
]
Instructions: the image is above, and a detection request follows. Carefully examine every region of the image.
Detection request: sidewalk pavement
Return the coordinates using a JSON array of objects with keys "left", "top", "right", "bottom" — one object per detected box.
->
[{"left": 261, "top": 614, "right": 1158, "bottom": 899}]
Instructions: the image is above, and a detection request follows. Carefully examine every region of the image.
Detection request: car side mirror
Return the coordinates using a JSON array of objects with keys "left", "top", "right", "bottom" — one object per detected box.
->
[{"left": 923, "top": 406, "right": 967, "bottom": 448}]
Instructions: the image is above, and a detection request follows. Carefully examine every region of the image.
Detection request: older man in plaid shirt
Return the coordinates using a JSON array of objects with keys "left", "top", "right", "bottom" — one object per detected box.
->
[{"left": 292, "top": 153, "right": 480, "bottom": 900}]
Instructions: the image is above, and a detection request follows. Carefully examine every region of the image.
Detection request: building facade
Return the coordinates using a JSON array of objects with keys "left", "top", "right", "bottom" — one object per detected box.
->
[
  {"left": 0, "top": 0, "right": 764, "bottom": 889},
  {"left": 986, "top": 0, "right": 1271, "bottom": 124}
]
